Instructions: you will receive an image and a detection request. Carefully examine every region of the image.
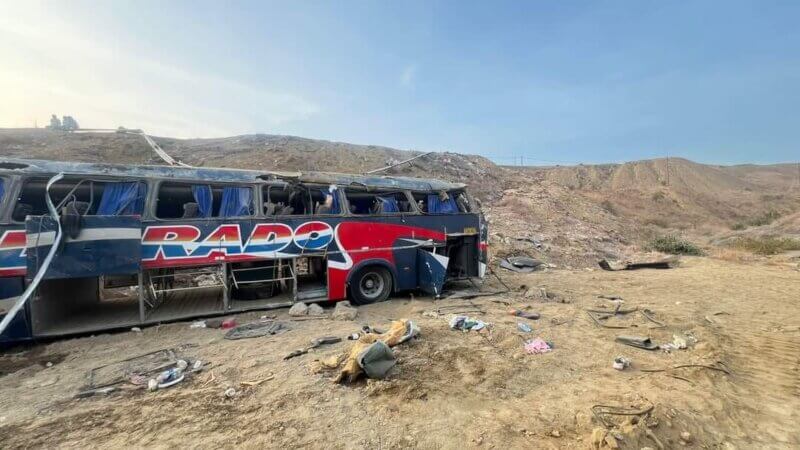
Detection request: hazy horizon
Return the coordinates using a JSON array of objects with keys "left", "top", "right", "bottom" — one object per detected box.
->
[{"left": 1, "top": 1, "right": 798, "bottom": 166}]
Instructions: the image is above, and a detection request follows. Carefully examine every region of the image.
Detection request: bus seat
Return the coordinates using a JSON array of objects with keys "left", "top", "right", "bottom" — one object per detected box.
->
[
  {"left": 13, "top": 203, "right": 33, "bottom": 220},
  {"left": 63, "top": 201, "right": 89, "bottom": 216},
  {"left": 182, "top": 202, "right": 199, "bottom": 218},
  {"left": 60, "top": 201, "right": 89, "bottom": 239}
]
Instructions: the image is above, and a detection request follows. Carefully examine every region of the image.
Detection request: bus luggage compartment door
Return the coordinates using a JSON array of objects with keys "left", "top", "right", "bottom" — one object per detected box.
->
[{"left": 26, "top": 216, "right": 142, "bottom": 279}]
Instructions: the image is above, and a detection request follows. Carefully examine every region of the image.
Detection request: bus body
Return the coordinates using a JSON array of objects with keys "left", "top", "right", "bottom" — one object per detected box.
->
[{"left": 0, "top": 158, "right": 487, "bottom": 344}]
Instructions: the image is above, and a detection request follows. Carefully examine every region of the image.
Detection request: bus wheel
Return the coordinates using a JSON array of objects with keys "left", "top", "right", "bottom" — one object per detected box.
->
[{"left": 350, "top": 266, "right": 393, "bottom": 305}]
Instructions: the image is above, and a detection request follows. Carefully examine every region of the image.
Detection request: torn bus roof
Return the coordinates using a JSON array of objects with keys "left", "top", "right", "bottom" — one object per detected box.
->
[{"left": 0, "top": 158, "right": 465, "bottom": 191}]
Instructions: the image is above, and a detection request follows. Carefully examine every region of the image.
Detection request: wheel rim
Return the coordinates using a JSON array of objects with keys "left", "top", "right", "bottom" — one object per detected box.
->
[{"left": 359, "top": 272, "right": 385, "bottom": 300}]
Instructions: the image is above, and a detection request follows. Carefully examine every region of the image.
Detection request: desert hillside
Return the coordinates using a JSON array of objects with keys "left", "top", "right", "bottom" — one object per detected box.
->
[{"left": 2, "top": 128, "right": 799, "bottom": 266}]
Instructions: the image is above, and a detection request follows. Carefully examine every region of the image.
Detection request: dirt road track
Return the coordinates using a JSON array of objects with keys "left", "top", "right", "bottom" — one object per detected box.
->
[{"left": 0, "top": 257, "right": 798, "bottom": 449}]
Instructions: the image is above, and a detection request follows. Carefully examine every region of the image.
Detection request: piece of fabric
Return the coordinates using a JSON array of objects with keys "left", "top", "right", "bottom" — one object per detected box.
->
[
  {"left": 449, "top": 315, "right": 487, "bottom": 331},
  {"left": 319, "top": 188, "right": 341, "bottom": 214},
  {"left": 427, "top": 194, "right": 458, "bottom": 214},
  {"left": 357, "top": 340, "right": 396, "bottom": 379},
  {"left": 0, "top": 179, "right": 4, "bottom": 203},
  {"left": 219, "top": 186, "right": 253, "bottom": 217},
  {"left": 97, "top": 182, "right": 146, "bottom": 215},
  {"left": 191, "top": 185, "right": 213, "bottom": 218},
  {"left": 524, "top": 338, "right": 552, "bottom": 354},
  {"left": 377, "top": 196, "right": 400, "bottom": 213}
]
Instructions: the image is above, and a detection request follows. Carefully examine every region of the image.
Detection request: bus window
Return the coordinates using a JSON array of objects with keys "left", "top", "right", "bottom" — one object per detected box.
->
[
  {"left": 263, "top": 185, "right": 304, "bottom": 216},
  {"left": 157, "top": 182, "right": 253, "bottom": 219},
  {"left": 344, "top": 189, "right": 411, "bottom": 215},
  {"left": 12, "top": 178, "right": 145, "bottom": 221},
  {"left": 411, "top": 190, "right": 469, "bottom": 214},
  {"left": 311, "top": 186, "right": 341, "bottom": 215}
]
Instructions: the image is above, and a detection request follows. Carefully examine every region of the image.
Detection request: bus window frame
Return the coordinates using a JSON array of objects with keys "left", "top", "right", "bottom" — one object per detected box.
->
[
  {"left": 408, "top": 189, "right": 472, "bottom": 215},
  {"left": 341, "top": 188, "right": 416, "bottom": 216},
  {"left": 152, "top": 179, "right": 258, "bottom": 221},
  {"left": 10, "top": 175, "right": 151, "bottom": 224}
]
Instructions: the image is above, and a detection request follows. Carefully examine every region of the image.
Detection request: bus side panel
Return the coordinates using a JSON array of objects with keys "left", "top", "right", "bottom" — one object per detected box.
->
[
  {"left": 327, "top": 221, "right": 448, "bottom": 300},
  {"left": 0, "top": 277, "right": 32, "bottom": 345},
  {"left": 0, "top": 228, "right": 27, "bottom": 278}
]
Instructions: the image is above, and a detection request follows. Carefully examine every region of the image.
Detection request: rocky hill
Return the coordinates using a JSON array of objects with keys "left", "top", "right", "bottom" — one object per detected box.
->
[{"left": 2, "top": 128, "right": 798, "bottom": 267}]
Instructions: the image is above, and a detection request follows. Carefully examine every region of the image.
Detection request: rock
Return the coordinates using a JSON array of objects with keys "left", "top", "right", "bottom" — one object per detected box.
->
[
  {"left": 332, "top": 301, "right": 358, "bottom": 320},
  {"left": 550, "top": 430, "right": 561, "bottom": 438},
  {"left": 680, "top": 431, "right": 693, "bottom": 443},
  {"left": 307, "top": 303, "right": 325, "bottom": 316},
  {"left": 45, "top": 362, "right": 53, "bottom": 368},
  {"left": 288, "top": 302, "right": 309, "bottom": 316},
  {"left": 604, "top": 434, "right": 620, "bottom": 449},
  {"left": 320, "top": 355, "right": 341, "bottom": 369},
  {"left": 131, "top": 327, "right": 141, "bottom": 333}
]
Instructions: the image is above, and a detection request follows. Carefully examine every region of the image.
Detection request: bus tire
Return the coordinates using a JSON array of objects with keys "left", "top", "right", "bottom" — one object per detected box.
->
[{"left": 350, "top": 266, "right": 393, "bottom": 305}]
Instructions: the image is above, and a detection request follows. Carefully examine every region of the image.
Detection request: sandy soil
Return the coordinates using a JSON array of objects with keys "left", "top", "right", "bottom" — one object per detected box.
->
[{"left": 0, "top": 257, "right": 798, "bottom": 449}]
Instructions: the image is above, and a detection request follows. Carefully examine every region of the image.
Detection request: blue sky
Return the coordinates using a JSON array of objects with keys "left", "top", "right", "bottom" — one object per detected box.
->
[{"left": 1, "top": 1, "right": 798, "bottom": 165}]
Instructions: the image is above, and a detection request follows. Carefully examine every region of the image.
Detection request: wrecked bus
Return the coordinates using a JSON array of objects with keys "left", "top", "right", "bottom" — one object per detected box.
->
[{"left": 0, "top": 158, "right": 487, "bottom": 344}]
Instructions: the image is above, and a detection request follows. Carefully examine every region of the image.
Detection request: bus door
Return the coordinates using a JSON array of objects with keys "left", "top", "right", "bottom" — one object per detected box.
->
[
  {"left": 26, "top": 215, "right": 142, "bottom": 279},
  {"left": 417, "top": 248, "right": 448, "bottom": 297}
]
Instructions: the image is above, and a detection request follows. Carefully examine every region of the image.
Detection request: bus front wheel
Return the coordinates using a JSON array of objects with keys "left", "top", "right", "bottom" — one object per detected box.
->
[{"left": 350, "top": 266, "right": 393, "bottom": 305}]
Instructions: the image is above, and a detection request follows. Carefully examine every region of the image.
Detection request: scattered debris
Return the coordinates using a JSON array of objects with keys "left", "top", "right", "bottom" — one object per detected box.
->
[
  {"left": 189, "top": 320, "right": 207, "bottom": 328},
  {"left": 357, "top": 341, "right": 396, "bottom": 379},
  {"left": 524, "top": 338, "right": 552, "bottom": 354},
  {"left": 240, "top": 375, "right": 274, "bottom": 387},
  {"left": 591, "top": 403, "right": 655, "bottom": 429},
  {"left": 598, "top": 257, "right": 679, "bottom": 271},
  {"left": 224, "top": 387, "right": 236, "bottom": 399},
  {"left": 332, "top": 301, "right": 358, "bottom": 320},
  {"left": 517, "top": 322, "right": 532, "bottom": 333},
  {"left": 612, "top": 356, "right": 631, "bottom": 370},
  {"left": 500, "top": 256, "right": 545, "bottom": 273},
  {"left": 284, "top": 336, "right": 343, "bottom": 360},
  {"left": 587, "top": 307, "right": 666, "bottom": 329},
  {"left": 449, "top": 315, "right": 487, "bottom": 331},
  {"left": 224, "top": 321, "right": 290, "bottom": 340},
  {"left": 615, "top": 335, "right": 659, "bottom": 350},
  {"left": 510, "top": 308, "right": 540, "bottom": 320},
  {"left": 221, "top": 318, "right": 237, "bottom": 329},
  {"left": 679, "top": 431, "right": 693, "bottom": 443},
  {"left": 130, "top": 327, "right": 141, "bottom": 333},
  {"left": 335, "top": 319, "right": 419, "bottom": 383}
]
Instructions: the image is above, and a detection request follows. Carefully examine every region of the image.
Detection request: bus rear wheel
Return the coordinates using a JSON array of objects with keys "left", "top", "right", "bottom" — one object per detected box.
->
[{"left": 350, "top": 266, "right": 393, "bottom": 305}]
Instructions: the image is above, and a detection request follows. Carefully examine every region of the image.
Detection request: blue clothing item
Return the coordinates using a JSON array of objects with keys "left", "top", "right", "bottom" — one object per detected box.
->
[
  {"left": 377, "top": 196, "right": 400, "bottom": 213},
  {"left": 427, "top": 194, "right": 458, "bottom": 214},
  {"left": 97, "top": 182, "right": 146, "bottom": 215},
  {"left": 219, "top": 186, "right": 253, "bottom": 217},
  {"left": 320, "top": 188, "right": 341, "bottom": 214},
  {"left": 191, "top": 185, "right": 213, "bottom": 218},
  {"left": 0, "top": 179, "right": 4, "bottom": 204}
]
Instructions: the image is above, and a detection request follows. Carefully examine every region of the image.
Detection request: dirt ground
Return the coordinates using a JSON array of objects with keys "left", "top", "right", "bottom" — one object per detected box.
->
[{"left": 0, "top": 257, "right": 798, "bottom": 449}]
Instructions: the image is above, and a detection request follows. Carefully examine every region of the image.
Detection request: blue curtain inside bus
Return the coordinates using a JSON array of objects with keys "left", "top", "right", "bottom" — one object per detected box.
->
[
  {"left": 320, "top": 188, "right": 341, "bottom": 214},
  {"left": 0, "top": 179, "right": 4, "bottom": 204},
  {"left": 219, "top": 186, "right": 252, "bottom": 217},
  {"left": 377, "top": 196, "right": 400, "bottom": 212},
  {"left": 427, "top": 194, "right": 458, "bottom": 213},
  {"left": 97, "top": 182, "right": 146, "bottom": 215},
  {"left": 191, "top": 185, "right": 213, "bottom": 218}
]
